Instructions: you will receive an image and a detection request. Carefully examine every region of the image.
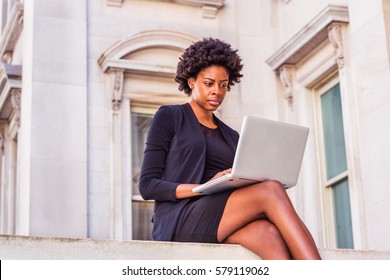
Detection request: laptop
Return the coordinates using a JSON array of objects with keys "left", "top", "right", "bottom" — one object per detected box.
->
[{"left": 192, "top": 115, "right": 309, "bottom": 195}]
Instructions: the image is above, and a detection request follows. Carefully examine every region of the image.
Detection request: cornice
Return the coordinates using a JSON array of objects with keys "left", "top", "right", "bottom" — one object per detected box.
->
[
  {"left": 102, "top": 59, "right": 176, "bottom": 78},
  {"left": 106, "top": 0, "right": 224, "bottom": 18},
  {"left": 266, "top": 5, "right": 349, "bottom": 71},
  {"left": 175, "top": 0, "right": 224, "bottom": 10},
  {"left": 106, "top": 0, "right": 124, "bottom": 6}
]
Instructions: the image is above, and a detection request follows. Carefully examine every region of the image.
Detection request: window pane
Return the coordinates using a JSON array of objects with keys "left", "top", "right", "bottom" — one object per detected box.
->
[
  {"left": 131, "top": 113, "right": 152, "bottom": 196},
  {"left": 131, "top": 112, "right": 153, "bottom": 240},
  {"left": 321, "top": 84, "right": 347, "bottom": 179},
  {"left": 132, "top": 200, "right": 154, "bottom": 240},
  {"left": 332, "top": 178, "right": 354, "bottom": 249}
]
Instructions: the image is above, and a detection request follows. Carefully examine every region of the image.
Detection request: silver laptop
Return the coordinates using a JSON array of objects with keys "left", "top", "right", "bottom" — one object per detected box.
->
[{"left": 192, "top": 115, "right": 309, "bottom": 195}]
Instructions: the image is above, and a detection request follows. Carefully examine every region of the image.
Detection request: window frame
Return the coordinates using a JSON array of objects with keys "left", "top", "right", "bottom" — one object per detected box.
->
[{"left": 313, "top": 73, "right": 353, "bottom": 249}]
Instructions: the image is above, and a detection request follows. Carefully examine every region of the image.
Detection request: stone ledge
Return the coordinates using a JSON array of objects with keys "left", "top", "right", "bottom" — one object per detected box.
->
[{"left": 1, "top": 235, "right": 389, "bottom": 260}]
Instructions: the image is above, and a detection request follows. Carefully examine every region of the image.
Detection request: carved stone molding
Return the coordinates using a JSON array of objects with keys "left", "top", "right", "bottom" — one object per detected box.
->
[
  {"left": 328, "top": 23, "right": 345, "bottom": 69},
  {"left": 0, "top": 121, "right": 7, "bottom": 156},
  {"left": 279, "top": 65, "right": 295, "bottom": 108},
  {"left": 111, "top": 70, "right": 124, "bottom": 114},
  {"left": 202, "top": 5, "right": 218, "bottom": 19},
  {"left": 178, "top": 0, "right": 224, "bottom": 18},
  {"left": 11, "top": 88, "right": 21, "bottom": 127},
  {"left": 176, "top": 0, "right": 225, "bottom": 18},
  {"left": 266, "top": 5, "right": 349, "bottom": 71},
  {"left": 98, "top": 29, "right": 198, "bottom": 74},
  {"left": 106, "top": 0, "right": 224, "bottom": 18},
  {"left": 106, "top": 0, "right": 124, "bottom": 6}
]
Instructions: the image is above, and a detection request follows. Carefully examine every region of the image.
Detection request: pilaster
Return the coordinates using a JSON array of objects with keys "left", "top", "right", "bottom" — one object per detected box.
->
[
  {"left": 21, "top": 0, "right": 88, "bottom": 238},
  {"left": 108, "top": 69, "right": 132, "bottom": 240}
]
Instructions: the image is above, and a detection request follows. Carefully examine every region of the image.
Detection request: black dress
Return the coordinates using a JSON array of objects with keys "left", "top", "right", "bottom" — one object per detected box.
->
[{"left": 172, "top": 124, "right": 235, "bottom": 243}]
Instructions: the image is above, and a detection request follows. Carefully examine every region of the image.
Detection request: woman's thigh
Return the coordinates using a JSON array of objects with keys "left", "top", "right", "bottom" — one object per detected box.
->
[{"left": 217, "top": 180, "right": 286, "bottom": 242}]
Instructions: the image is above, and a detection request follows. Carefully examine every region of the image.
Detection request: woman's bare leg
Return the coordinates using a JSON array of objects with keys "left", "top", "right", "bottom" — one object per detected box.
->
[
  {"left": 217, "top": 180, "right": 321, "bottom": 260},
  {"left": 224, "top": 219, "right": 292, "bottom": 260}
]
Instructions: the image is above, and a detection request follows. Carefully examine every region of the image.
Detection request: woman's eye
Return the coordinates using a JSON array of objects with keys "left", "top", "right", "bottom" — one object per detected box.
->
[
  {"left": 220, "top": 83, "right": 228, "bottom": 88},
  {"left": 205, "top": 82, "right": 213, "bottom": 87}
]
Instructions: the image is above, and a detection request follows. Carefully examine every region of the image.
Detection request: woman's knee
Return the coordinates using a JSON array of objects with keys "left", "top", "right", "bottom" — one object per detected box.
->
[
  {"left": 252, "top": 220, "right": 282, "bottom": 239},
  {"left": 258, "top": 180, "right": 287, "bottom": 200},
  {"left": 261, "top": 180, "right": 284, "bottom": 190}
]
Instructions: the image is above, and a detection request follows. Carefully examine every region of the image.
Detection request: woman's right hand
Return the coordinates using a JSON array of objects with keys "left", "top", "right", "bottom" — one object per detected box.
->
[
  {"left": 209, "top": 168, "right": 232, "bottom": 181},
  {"left": 175, "top": 168, "right": 232, "bottom": 199}
]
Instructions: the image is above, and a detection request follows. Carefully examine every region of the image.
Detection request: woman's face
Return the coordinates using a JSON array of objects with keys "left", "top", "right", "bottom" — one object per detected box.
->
[{"left": 188, "top": 65, "right": 229, "bottom": 112}]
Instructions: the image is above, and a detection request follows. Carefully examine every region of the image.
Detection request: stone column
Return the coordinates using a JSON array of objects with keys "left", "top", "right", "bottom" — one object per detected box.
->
[
  {"left": 19, "top": 0, "right": 88, "bottom": 238},
  {"left": 109, "top": 69, "right": 132, "bottom": 240}
]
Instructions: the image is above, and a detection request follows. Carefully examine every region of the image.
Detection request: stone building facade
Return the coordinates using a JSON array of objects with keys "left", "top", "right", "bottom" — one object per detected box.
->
[{"left": 0, "top": 0, "right": 389, "bottom": 252}]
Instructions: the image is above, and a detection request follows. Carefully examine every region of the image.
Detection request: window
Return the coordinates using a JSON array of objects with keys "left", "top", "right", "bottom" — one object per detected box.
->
[
  {"left": 131, "top": 112, "right": 153, "bottom": 240},
  {"left": 317, "top": 80, "right": 354, "bottom": 249}
]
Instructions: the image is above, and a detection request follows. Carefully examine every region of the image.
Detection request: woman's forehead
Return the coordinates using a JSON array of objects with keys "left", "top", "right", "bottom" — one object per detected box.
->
[{"left": 198, "top": 65, "right": 229, "bottom": 79}]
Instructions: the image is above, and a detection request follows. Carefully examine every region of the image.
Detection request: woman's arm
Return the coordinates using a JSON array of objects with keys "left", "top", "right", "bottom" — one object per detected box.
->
[
  {"left": 139, "top": 106, "right": 179, "bottom": 201},
  {"left": 175, "top": 168, "right": 232, "bottom": 199},
  {"left": 175, "top": 184, "right": 203, "bottom": 199}
]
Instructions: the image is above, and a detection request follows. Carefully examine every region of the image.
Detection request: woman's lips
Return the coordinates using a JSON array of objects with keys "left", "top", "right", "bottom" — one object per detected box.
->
[{"left": 208, "top": 100, "right": 220, "bottom": 106}]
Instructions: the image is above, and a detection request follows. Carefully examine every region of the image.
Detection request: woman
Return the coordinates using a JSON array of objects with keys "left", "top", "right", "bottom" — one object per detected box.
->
[{"left": 139, "top": 37, "right": 321, "bottom": 260}]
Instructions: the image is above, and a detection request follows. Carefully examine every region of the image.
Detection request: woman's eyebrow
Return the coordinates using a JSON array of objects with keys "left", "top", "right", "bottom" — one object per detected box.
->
[{"left": 203, "top": 77, "right": 229, "bottom": 82}]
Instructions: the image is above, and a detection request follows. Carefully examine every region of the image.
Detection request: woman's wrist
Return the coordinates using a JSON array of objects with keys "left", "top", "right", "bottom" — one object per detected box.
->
[{"left": 175, "top": 184, "right": 203, "bottom": 199}]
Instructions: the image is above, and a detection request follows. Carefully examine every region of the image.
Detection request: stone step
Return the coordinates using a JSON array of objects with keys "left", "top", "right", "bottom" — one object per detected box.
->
[{"left": 1, "top": 235, "right": 390, "bottom": 260}]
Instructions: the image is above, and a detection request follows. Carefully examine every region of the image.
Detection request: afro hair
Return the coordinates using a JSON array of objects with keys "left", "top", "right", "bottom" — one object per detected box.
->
[{"left": 175, "top": 37, "right": 243, "bottom": 96}]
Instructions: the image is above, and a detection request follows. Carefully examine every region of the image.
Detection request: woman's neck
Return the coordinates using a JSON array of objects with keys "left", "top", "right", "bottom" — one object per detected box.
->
[{"left": 189, "top": 101, "right": 217, "bottom": 128}]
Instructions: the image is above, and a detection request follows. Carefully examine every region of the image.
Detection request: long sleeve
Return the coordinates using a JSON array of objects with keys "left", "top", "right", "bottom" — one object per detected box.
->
[{"left": 139, "top": 106, "right": 180, "bottom": 202}]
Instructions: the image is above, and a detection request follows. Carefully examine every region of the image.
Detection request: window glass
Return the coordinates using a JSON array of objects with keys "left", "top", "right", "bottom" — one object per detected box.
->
[
  {"left": 332, "top": 178, "right": 354, "bottom": 248},
  {"left": 131, "top": 112, "right": 153, "bottom": 240},
  {"left": 319, "top": 82, "right": 354, "bottom": 249},
  {"left": 131, "top": 113, "right": 152, "bottom": 196},
  {"left": 321, "top": 84, "right": 347, "bottom": 179},
  {"left": 132, "top": 200, "right": 154, "bottom": 240}
]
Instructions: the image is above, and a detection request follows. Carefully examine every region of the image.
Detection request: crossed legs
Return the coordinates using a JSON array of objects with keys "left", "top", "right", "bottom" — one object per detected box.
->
[{"left": 217, "top": 180, "right": 321, "bottom": 260}]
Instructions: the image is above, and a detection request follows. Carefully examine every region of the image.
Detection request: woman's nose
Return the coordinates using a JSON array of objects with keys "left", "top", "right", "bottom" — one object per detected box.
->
[{"left": 213, "top": 84, "right": 223, "bottom": 95}]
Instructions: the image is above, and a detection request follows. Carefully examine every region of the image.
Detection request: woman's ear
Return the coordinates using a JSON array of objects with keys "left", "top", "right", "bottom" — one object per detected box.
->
[{"left": 188, "top": 78, "right": 195, "bottom": 89}]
